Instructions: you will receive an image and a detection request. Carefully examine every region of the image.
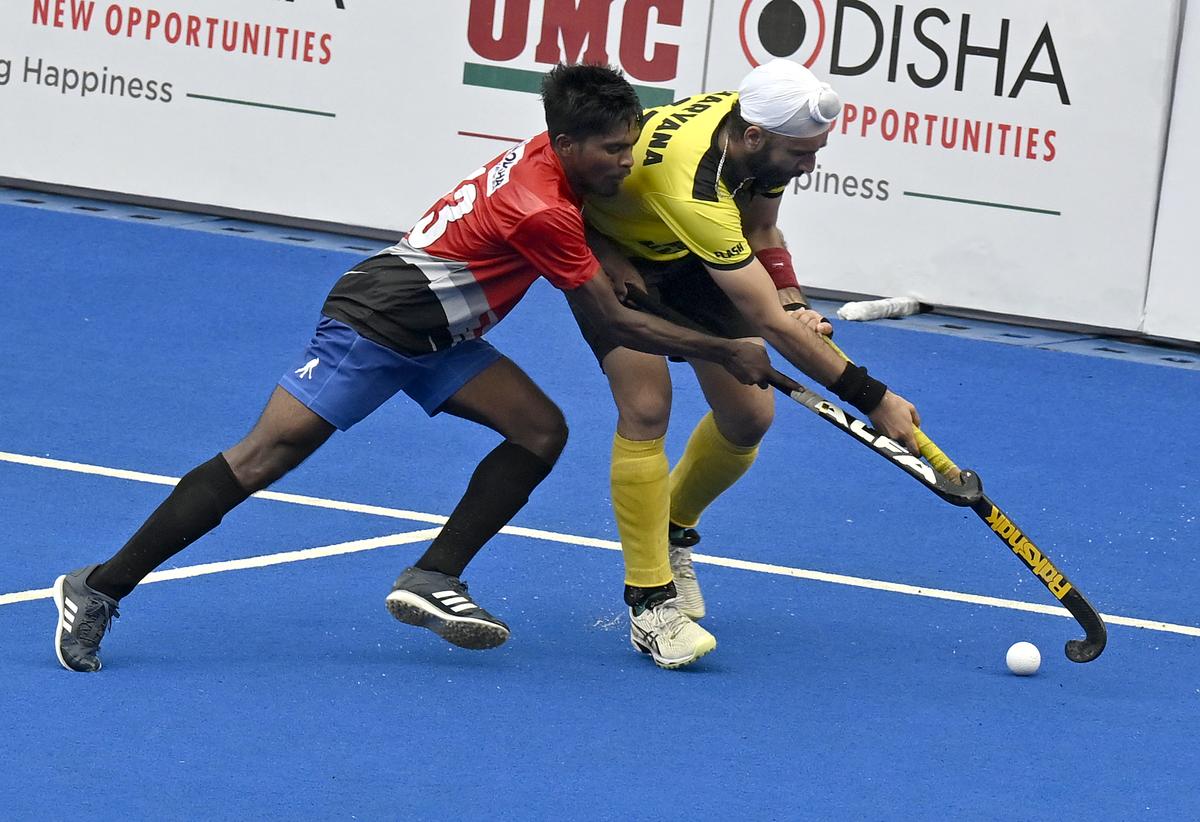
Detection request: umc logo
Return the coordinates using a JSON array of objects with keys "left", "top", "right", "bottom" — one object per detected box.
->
[
  {"left": 466, "top": 0, "right": 683, "bottom": 82},
  {"left": 739, "top": 0, "right": 1070, "bottom": 103}
]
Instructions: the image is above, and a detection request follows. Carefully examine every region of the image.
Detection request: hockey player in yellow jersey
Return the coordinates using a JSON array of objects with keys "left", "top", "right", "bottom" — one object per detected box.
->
[{"left": 575, "top": 59, "right": 924, "bottom": 669}]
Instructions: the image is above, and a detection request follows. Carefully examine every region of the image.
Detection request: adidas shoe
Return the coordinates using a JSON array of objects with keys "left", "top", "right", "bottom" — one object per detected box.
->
[
  {"left": 53, "top": 565, "right": 119, "bottom": 673},
  {"left": 629, "top": 595, "right": 715, "bottom": 669},
  {"left": 668, "top": 524, "right": 705, "bottom": 620},
  {"left": 385, "top": 566, "right": 510, "bottom": 650}
]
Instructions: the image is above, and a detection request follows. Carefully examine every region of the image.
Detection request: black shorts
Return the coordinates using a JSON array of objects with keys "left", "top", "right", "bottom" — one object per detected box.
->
[{"left": 572, "top": 254, "right": 757, "bottom": 365}]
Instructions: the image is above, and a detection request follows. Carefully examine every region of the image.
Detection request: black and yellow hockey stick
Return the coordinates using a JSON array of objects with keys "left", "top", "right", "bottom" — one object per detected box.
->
[
  {"left": 622, "top": 283, "right": 1107, "bottom": 662},
  {"left": 819, "top": 337, "right": 1106, "bottom": 662}
]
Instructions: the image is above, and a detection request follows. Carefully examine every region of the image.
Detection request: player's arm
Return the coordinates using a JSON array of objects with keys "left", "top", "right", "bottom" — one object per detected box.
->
[
  {"left": 706, "top": 258, "right": 921, "bottom": 451},
  {"left": 740, "top": 193, "right": 800, "bottom": 303},
  {"left": 584, "top": 225, "right": 644, "bottom": 300},
  {"left": 512, "top": 206, "right": 779, "bottom": 387},
  {"left": 739, "top": 195, "right": 830, "bottom": 334},
  {"left": 564, "top": 268, "right": 784, "bottom": 389},
  {"left": 739, "top": 191, "right": 787, "bottom": 251}
]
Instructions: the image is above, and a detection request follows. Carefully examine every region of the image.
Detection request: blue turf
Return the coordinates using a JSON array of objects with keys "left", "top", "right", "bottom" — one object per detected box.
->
[{"left": 2, "top": 202, "right": 1199, "bottom": 820}]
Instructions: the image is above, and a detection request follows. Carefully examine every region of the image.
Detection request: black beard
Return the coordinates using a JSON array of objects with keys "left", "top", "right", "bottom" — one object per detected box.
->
[{"left": 743, "top": 153, "right": 789, "bottom": 190}]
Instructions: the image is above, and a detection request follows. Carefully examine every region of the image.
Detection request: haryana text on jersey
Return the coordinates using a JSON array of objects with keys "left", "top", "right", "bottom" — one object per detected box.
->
[{"left": 583, "top": 92, "right": 784, "bottom": 271}]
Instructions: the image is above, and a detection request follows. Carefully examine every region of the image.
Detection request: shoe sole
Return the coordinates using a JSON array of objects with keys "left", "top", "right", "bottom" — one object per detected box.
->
[
  {"left": 52, "top": 575, "right": 100, "bottom": 673},
  {"left": 386, "top": 591, "right": 509, "bottom": 650},
  {"left": 630, "top": 634, "right": 717, "bottom": 670}
]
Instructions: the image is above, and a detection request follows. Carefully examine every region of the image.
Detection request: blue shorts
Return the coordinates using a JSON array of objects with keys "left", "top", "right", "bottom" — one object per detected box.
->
[{"left": 278, "top": 316, "right": 503, "bottom": 430}]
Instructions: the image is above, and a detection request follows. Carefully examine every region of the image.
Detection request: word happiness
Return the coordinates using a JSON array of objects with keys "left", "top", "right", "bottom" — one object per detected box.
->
[
  {"left": 31, "top": 0, "right": 334, "bottom": 65},
  {"left": 8, "top": 55, "right": 172, "bottom": 101}
]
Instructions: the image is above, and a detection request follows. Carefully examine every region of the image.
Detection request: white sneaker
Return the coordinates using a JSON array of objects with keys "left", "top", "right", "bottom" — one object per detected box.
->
[
  {"left": 669, "top": 526, "right": 705, "bottom": 620},
  {"left": 629, "top": 596, "right": 715, "bottom": 669}
]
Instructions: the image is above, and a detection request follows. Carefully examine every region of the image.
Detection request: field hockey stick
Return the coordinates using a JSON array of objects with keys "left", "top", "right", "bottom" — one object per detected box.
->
[
  {"left": 621, "top": 283, "right": 980, "bottom": 505},
  {"left": 623, "top": 283, "right": 1107, "bottom": 662},
  {"left": 819, "top": 336, "right": 1106, "bottom": 663}
]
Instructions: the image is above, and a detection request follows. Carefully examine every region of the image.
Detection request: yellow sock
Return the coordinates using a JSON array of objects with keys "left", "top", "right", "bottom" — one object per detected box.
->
[
  {"left": 669, "top": 412, "right": 760, "bottom": 529},
  {"left": 611, "top": 433, "right": 673, "bottom": 588}
]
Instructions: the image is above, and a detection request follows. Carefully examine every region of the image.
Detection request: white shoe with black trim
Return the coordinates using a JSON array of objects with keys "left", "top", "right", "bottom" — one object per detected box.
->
[
  {"left": 386, "top": 566, "right": 510, "bottom": 650},
  {"left": 668, "top": 525, "right": 705, "bottom": 620},
  {"left": 629, "top": 595, "right": 715, "bottom": 669}
]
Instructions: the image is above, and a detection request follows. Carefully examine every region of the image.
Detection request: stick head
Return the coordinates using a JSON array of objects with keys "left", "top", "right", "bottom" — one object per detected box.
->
[
  {"left": 1064, "top": 618, "right": 1107, "bottom": 662},
  {"left": 1065, "top": 636, "right": 1106, "bottom": 663},
  {"left": 1060, "top": 587, "right": 1107, "bottom": 662}
]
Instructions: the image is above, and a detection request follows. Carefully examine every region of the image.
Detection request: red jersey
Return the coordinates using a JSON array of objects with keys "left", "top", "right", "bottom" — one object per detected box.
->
[{"left": 322, "top": 132, "right": 600, "bottom": 354}]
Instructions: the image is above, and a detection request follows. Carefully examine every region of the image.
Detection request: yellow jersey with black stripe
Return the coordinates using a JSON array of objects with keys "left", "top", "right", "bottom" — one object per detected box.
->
[{"left": 585, "top": 92, "right": 781, "bottom": 270}]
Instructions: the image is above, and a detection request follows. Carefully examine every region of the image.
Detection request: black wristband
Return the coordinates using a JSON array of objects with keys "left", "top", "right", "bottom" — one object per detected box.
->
[
  {"left": 782, "top": 302, "right": 808, "bottom": 311},
  {"left": 829, "top": 363, "right": 888, "bottom": 415}
]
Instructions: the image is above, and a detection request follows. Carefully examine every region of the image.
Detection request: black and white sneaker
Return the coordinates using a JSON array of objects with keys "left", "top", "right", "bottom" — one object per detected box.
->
[
  {"left": 668, "top": 524, "right": 705, "bottom": 620},
  {"left": 385, "top": 567, "right": 510, "bottom": 650},
  {"left": 53, "top": 565, "right": 119, "bottom": 673},
  {"left": 629, "top": 594, "right": 715, "bottom": 669}
]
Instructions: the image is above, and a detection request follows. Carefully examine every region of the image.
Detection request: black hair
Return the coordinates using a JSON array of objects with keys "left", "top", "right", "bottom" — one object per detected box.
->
[
  {"left": 541, "top": 63, "right": 642, "bottom": 141},
  {"left": 729, "top": 100, "right": 772, "bottom": 144}
]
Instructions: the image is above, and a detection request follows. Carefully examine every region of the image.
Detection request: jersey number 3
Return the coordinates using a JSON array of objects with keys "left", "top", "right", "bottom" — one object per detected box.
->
[
  {"left": 408, "top": 179, "right": 480, "bottom": 249},
  {"left": 407, "top": 140, "right": 528, "bottom": 250}
]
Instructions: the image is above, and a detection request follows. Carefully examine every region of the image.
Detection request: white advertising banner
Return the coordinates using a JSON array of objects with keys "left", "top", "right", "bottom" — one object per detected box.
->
[
  {"left": 0, "top": 1, "right": 561, "bottom": 230},
  {"left": 0, "top": 0, "right": 1184, "bottom": 334},
  {"left": 706, "top": 0, "right": 1180, "bottom": 331},
  {"left": 0, "top": 0, "right": 691, "bottom": 229},
  {"left": 1146, "top": 2, "right": 1200, "bottom": 343}
]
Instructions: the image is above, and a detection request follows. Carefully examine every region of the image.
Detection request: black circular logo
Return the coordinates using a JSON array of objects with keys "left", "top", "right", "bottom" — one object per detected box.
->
[{"left": 740, "top": 0, "right": 826, "bottom": 68}]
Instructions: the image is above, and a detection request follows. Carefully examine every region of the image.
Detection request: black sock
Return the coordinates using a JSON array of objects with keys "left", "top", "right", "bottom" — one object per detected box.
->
[
  {"left": 87, "top": 454, "right": 250, "bottom": 599},
  {"left": 624, "top": 581, "right": 677, "bottom": 612},
  {"left": 415, "top": 441, "right": 554, "bottom": 578}
]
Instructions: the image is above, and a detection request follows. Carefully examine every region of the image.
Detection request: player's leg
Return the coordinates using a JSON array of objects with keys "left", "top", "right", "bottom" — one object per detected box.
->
[
  {"left": 602, "top": 346, "right": 717, "bottom": 668},
  {"left": 54, "top": 388, "right": 335, "bottom": 672},
  {"left": 662, "top": 359, "right": 774, "bottom": 620},
  {"left": 53, "top": 315, "right": 392, "bottom": 672},
  {"left": 93, "top": 387, "right": 335, "bottom": 595},
  {"left": 413, "top": 354, "right": 567, "bottom": 577},
  {"left": 385, "top": 350, "right": 565, "bottom": 650},
  {"left": 567, "top": 284, "right": 677, "bottom": 603},
  {"left": 657, "top": 260, "right": 775, "bottom": 619},
  {"left": 566, "top": 268, "right": 715, "bottom": 668},
  {"left": 675, "top": 357, "right": 774, "bottom": 526},
  {"left": 604, "top": 345, "right": 674, "bottom": 593}
]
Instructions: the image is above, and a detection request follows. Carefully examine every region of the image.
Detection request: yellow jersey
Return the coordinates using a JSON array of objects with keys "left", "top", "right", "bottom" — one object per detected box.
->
[{"left": 585, "top": 92, "right": 782, "bottom": 270}]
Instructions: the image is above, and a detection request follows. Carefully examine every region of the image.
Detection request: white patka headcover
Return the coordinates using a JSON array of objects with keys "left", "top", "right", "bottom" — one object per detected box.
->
[{"left": 737, "top": 59, "right": 841, "bottom": 138}]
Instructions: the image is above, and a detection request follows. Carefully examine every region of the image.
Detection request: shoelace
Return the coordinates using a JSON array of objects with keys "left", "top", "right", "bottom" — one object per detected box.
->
[
  {"left": 76, "top": 599, "right": 119, "bottom": 644},
  {"left": 668, "top": 542, "right": 697, "bottom": 580},
  {"left": 645, "top": 602, "right": 689, "bottom": 640}
]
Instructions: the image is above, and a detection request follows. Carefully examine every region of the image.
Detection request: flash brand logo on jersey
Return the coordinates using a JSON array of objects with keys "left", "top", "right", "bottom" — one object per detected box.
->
[
  {"left": 714, "top": 242, "right": 746, "bottom": 260},
  {"left": 984, "top": 506, "right": 1073, "bottom": 599},
  {"left": 739, "top": 0, "right": 1070, "bottom": 104}
]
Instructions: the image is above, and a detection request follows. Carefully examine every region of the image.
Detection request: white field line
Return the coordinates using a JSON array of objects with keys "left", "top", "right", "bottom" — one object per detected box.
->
[
  {"left": 0, "top": 529, "right": 442, "bottom": 606},
  {"left": 2, "top": 450, "right": 1198, "bottom": 640}
]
